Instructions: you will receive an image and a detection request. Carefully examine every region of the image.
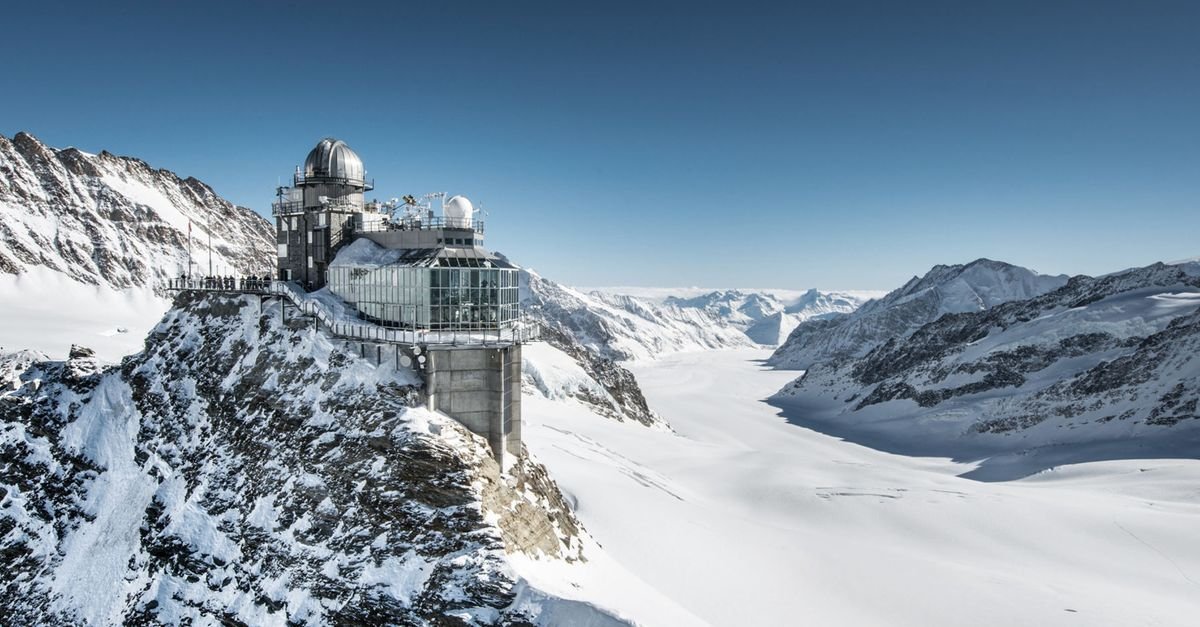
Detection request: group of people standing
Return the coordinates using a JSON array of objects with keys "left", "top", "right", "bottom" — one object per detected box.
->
[{"left": 171, "top": 275, "right": 274, "bottom": 292}]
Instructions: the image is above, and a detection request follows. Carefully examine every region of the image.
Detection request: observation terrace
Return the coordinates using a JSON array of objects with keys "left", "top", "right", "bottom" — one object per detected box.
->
[
  {"left": 269, "top": 203, "right": 484, "bottom": 235},
  {"left": 164, "top": 277, "right": 537, "bottom": 349}
]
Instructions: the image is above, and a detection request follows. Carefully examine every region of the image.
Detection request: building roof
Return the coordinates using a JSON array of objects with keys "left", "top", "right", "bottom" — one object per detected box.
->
[
  {"left": 304, "top": 138, "right": 365, "bottom": 185},
  {"left": 330, "top": 237, "right": 517, "bottom": 270}
]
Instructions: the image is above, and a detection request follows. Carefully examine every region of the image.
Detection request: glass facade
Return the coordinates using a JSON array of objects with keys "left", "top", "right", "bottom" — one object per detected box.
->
[{"left": 328, "top": 265, "right": 520, "bottom": 330}]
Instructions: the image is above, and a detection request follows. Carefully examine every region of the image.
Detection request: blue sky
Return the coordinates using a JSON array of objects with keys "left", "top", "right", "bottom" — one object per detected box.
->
[{"left": 2, "top": 1, "right": 1197, "bottom": 290}]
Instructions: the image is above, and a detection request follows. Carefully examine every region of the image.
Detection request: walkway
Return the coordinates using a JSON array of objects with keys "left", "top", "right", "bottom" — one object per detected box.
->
[{"left": 164, "top": 277, "right": 537, "bottom": 348}]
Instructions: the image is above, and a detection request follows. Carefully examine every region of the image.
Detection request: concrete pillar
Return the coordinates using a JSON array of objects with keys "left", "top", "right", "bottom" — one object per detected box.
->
[{"left": 424, "top": 345, "right": 523, "bottom": 468}]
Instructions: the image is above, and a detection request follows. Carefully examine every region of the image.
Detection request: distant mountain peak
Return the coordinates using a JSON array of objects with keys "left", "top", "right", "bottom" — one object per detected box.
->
[{"left": 770, "top": 259, "right": 1069, "bottom": 369}]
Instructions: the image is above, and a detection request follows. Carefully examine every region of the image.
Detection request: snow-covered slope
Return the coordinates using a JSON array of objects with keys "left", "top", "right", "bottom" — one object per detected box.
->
[
  {"left": 0, "top": 131, "right": 273, "bottom": 288},
  {"left": 522, "top": 270, "right": 754, "bottom": 363},
  {"left": 0, "top": 131, "right": 274, "bottom": 359},
  {"left": 519, "top": 271, "right": 730, "bottom": 429},
  {"left": 769, "top": 258, "right": 1069, "bottom": 369},
  {"left": 665, "top": 290, "right": 786, "bottom": 328},
  {"left": 0, "top": 291, "right": 690, "bottom": 625},
  {"left": 770, "top": 261, "right": 1200, "bottom": 479},
  {"left": 522, "top": 348, "right": 1200, "bottom": 626},
  {"left": 517, "top": 277, "right": 876, "bottom": 425}
]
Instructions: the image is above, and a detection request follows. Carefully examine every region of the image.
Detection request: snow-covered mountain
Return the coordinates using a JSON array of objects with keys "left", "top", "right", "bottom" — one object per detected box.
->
[
  {"left": 0, "top": 291, "right": 648, "bottom": 625},
  {"left": 0, "top": 131, "right": 274, "bottom": 358},
  {"left": 518, "top": 271, "right": 763, "bottom": 428},
  {"left": 770, "top": 260, "right": 1200, "bottom": 479},
  {"left": 522, "top": 330, "right": 663, "bottom": 428},
  {"left": 665, "top": 290, "right": 785, "bottom": 327},
  {"left": 521, "top": 271, "right": 754, "bottom": 363},
  {"left": 769, "top": 259, "right": 1069, "bottom": 369},
  {"left": 661, "top": 288, "right": 875, "bottom": 346},
  {"left": 0, "top": 131, "right": 273, "bottom": 288}
]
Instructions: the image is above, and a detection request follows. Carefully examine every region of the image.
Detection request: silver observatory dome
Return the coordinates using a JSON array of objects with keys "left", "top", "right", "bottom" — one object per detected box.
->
[{"left": 303, "top": 138, "right": 365, "bottom": 185}]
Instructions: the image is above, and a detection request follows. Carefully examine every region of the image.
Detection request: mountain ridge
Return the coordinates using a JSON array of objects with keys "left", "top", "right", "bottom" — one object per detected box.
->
[
  {"left": 769, "top": 258, "right": 1069, "bottom": 369},
  {"left": 0, "top": 131, "right": 274, "bottom": 290},
  {"left": 770, "top": 260, "right": 1200, "bottom": 479}
]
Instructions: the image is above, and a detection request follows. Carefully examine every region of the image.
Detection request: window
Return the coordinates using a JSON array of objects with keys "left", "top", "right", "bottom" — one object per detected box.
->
[
  {"left": 277, "top": 244, "right": 288, "bottom": 258},
  {"left": 325, "top": 264, "right": 520, "bottom": 331}
]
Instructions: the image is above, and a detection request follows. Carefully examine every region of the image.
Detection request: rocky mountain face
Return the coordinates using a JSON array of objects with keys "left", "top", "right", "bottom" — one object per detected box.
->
[
  {"left": 0, "top": 131, "right": 274, "bottom": 289},
  {"left": 769, "top": 259, "right": 1069, "bottom": 369},
  {"left": 770, "top": 261, "right": 1200, "bottom": 478},
  {"left": 0, "top": 292, "right": 609, "bottom": 625},
  {"left": 519, "top": 272, "right": 712, "bottom": 427},
  {"left": 516, "top": 278, "right": 875, "bottom": 425},
  {"left": 523, "top": 327, "right": 660, "bottom": 428},
  {"left": 520, "top": 273, "right": 753, "bottom": 363}
]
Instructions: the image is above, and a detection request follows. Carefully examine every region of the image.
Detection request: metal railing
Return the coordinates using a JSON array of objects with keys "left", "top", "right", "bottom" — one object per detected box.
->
[
  {"left": 352, "top": 216, "right": 483, "bottom": 234},
  {"left": 271, "top": 201, "right": 304, "bottom": 216},
  {"left": 269, "top": 204, "right": 483, "bottom": 235},
  {"left": 291, "top": 173, "right": 374, "bottom": 191},
  {"left": 164, "top": 278, "right": 538, "bottom": 348},
  {"left": 272, "top": 198, "right": 365, "bottom": 217}
]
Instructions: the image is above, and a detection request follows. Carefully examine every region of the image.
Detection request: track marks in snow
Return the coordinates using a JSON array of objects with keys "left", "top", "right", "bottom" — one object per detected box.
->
[
  {"left": 1113, "top": 521, "right": 1200, "bottom": 588},
  {"left": 814, "top": 487, "right": 907, "bottom": 501},
  {"left": 544, "top": 425, "right": 686, "bottom": 502}
]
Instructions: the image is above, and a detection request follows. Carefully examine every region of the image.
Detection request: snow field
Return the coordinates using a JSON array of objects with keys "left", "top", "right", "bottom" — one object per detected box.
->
[{"left": 521, "top": 347, "right": 1200, "bottom": 627}]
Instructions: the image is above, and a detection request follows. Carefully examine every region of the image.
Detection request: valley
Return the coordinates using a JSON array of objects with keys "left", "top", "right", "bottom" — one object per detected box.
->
[{"left": 522, "top": 348, "right": 1200, "bottom": 626}]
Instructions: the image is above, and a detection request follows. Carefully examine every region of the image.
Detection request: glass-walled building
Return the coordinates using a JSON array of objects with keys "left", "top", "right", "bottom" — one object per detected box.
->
[{"left": 328, "top": 242, "right": 520, "bottom": 331}]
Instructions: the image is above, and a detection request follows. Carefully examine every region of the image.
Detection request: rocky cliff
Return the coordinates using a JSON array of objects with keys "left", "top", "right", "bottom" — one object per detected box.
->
[{"left": 0, "top": 291, "right": 611, "bottom": 625}]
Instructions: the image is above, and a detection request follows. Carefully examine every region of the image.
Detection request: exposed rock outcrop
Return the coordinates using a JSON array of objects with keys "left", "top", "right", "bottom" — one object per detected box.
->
[
  {"left": 771, "top": 261, "right": 1200, "bottom": 477},
  {"left": 769, "top": 258, "right": 1069, "bottom": 369},
  {"left": 0, "top": 292, "right": 595, "bottom": 625}
]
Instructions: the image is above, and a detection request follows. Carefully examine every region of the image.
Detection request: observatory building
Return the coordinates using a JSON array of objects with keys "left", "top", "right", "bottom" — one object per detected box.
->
[
  {"left": 274, "top": 138, "right": 375, "bottom": 288},
  {"left": 271, "top": 138, "right": 532, "bottom": 466}
]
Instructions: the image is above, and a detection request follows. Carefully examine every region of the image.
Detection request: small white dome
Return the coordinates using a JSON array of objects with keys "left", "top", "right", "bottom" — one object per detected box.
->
[{"left": 444, "top": 195, "right": 474, "bottom": 226}]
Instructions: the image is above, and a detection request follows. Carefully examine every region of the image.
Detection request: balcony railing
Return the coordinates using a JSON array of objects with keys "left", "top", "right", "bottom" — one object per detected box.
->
[
  {"left": 292, "top": 173, "right": 375, "bottom": 191},
  {"left": 271, "top": 201, "right": 304, "bottom": 216},
  {"left": 353, "top": 216, "right": 483, "bottom": 234},
  {"left": 163, "top": 278, "right": 536, "bottom": 348},
  {"left": 272, "top": 198, "right": 365, "bottom": 217}
]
